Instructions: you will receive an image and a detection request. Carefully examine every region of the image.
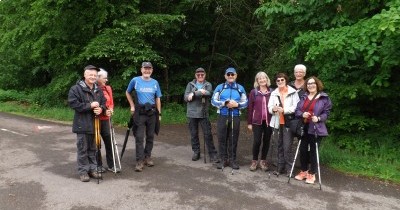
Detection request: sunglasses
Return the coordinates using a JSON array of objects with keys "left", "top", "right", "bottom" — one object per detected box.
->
[
  {"left": 196, "top": 74, "right": 205, "bottom": 77},
  {"left": 226, "top": 73, "right": 236, "bottom": 77},
  {"left": 276, "top": 78, "right": 285, "bottom": 82}
]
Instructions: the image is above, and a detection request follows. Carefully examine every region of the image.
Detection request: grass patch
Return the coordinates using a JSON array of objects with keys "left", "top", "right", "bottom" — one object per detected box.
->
[{"left": 321, "top": 137, "right": 400, "bottom": 183}]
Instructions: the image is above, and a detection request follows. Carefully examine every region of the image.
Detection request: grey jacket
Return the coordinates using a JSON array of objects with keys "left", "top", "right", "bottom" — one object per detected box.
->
[{"left": 184, "top": 79, "right": 213, "bottom": 118}]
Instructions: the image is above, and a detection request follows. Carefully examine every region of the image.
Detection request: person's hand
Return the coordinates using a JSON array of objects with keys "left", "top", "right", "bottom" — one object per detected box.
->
[
  {"left": 93, "top": 107, "right": 102, "bottom": 115},
  {"left": 188, "top": 92, "right": 194, "bottom": 101},
  {"left": 247, "top": 124, "right": 252, "bottom": 131},
  {"left": 277, "top": 107, "right": 284, "bottom": 113},
  {"left": 130, "top": 107, "right": 135, "bottom": 114},
  {"left": 226, "top": 100, "right": 238, "bottom": 108},
  {"left": 311, "top": 115, "right": 319, "bottom": 123},
  {"left": 91, "top": 101, "right": 99, "bottom": 108},
  {"left": 303, "top": 112, "right": 312, "bottom": 119},
  {"left": 273, "top": 105, "right": 279, "bottom": 112},
  {"left": 199, "top": 89, "right": 206, "bottom": 95},
  {"left": 106, "top": 109, "right": 113, "bottom": 117}
]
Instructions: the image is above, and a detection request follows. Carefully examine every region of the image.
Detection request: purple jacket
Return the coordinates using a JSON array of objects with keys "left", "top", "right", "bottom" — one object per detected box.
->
[
  {"left": 247, "top": 88, "right": 272, "bottom": 125},
  {"left": 295, "top": 92, "right": 332, "bottom": 136}
]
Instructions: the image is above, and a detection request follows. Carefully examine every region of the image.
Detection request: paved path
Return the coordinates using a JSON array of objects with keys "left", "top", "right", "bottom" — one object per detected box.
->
[{"left": 0, "top": 112, "right": 399, "bottom": 210}]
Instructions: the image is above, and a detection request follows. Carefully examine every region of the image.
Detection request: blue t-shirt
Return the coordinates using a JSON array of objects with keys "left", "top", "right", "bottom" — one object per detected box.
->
[
  {"left": 126, "top": 76, "right": 162, "bottom": 105},
  {"left": 195, "top": 82, "right": 204, "bottom": 90}
]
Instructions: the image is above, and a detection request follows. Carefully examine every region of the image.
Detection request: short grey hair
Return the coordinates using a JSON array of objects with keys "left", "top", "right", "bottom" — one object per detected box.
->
[
  {"left": 253, "top": 71, "right": 271, "bottom": 88},
  {"left": 98, "top": 68, "right": 108, "bottom": 78},
  {"left": 294, "top": 64, "right": 307, "bottom": 73}
]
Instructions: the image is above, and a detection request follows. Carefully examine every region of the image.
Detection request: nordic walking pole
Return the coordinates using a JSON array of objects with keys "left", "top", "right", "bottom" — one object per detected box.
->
[
  {"left": 314, "top": 125, "right": 322, "bottom": 190},
  {"left": 120, "top": 115, "right": 133, "bottom": 159},
  {"left": 269, "top": 113, "right": 280, "bottom": 179},
  {"left": 202, "top": 97, "right": 207, "bottom": 164},
  {"left": 94, "top": 116, "right": 102, "bottom": 184},
  {"left": 109, "top": 118, "right": 122, "bottom": 173},
  {"left": 288, "top": 138, "right": 301, "bottom": 183},
  {"left": 112, "top": 122, "right": 122, "bottom": 171},
  {"left": 109, "top": 118, "right": 117, "bottom": 173},
  {"left": 231, "top": 109, "right": 234, "bottom": 175}
]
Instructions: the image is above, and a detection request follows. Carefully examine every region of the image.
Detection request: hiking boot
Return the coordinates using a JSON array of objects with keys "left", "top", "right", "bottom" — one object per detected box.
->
[
  {"left": 80, "top": 174, "right": 90, "bottom": 182},
  {"left": 295, "top": 170, "right": 308, "bottom": 181},
  {"left": 259, "top": 160, "right": 268, "bottom": 172},
  {"left": 144, "top": 157, "right": 154, "bottom": 167},
  {"left": 230, "top": 161, "right": 240, "bottom": 170},
  {"left": 192, "top": 152, "right": 200, "bottom": 161},
  {"left": 135, "top": 161, "right": 144, "bottom": 172},
  {"left": 249, "top": 160, "right": 257, "bottom": 171},
  {"left": 305, "top": 173, "right": 316, "bottom": 184},
  {"left": 216, "top": 159, "right": 229, "bottom": 169},
  {"left": 107, "top": 167, "right": 121, "bottom": 173},
  {"left": 88, "top": 171, "right": 101, "bottom": 179}
]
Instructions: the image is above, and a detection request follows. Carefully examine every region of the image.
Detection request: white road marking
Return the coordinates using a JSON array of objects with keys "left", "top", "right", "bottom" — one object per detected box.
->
[
  {"left": 1, "top": 128, "right": 28, "bottom": 137},
  {"left": 37, "top": 126, "right": 52, "bottom": 130}
]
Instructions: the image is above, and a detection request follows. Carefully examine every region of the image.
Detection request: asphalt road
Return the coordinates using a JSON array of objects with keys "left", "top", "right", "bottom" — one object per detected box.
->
[{"left": 0, "top": 112, "right": 399, "bottom": 210}]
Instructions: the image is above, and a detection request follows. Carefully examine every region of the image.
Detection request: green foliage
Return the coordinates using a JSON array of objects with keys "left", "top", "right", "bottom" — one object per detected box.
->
[{"left": 0, "top": 89, "right": 30, "bottom": 103}]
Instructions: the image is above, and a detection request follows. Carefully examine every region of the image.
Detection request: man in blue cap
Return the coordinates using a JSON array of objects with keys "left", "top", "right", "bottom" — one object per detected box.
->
[{"left": 211, "top": 67, "right": 248, "bottom": 170}]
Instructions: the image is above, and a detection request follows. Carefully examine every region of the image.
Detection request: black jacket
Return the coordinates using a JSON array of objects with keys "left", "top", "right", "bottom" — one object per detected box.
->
[{"left": 68, "top": 80, "right": 106, "bottom": 134}]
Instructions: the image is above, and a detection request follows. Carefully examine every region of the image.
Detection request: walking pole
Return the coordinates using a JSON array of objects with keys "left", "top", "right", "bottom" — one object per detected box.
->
[
  {"left": 314, "top": 125, "right": 322, "bottom": 190},
  {"left": 231, "top": 109, "right": 234, "bottom": 175},
  {"left": 288, "top": 136, "right": 302, "bottom": 183},
  {"left": 94, "top": 116, "right": 102, "bottom": 184},
  {"left": 109, "top": 118, "right": 122, "bottom": 173},
  {"left": 120, "top": 115, "right": 133, "bottom": 160},
  {"left": 202, "top": 97, "right": 207, "bottom": 164}
]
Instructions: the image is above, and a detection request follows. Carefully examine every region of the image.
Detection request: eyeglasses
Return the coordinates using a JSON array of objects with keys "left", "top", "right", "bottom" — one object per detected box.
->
[
  {"left": 196, "top": 74, "right": 205, "bottom": 77},
  {"left": 276, "top": 79, "right": 285, "bottom": 82},
  {"left": 226, "top": 73, "right": 236, "bottom": 77},
  {"left": 307, "top": 82, "right": 316, "bottom": 85}
]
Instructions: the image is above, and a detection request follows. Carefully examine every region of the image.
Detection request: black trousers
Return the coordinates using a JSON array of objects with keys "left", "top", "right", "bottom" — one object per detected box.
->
[
  {"left": 98, "top": 119, "right": 114, "bottom": 168},
  {"left": 188, "top": 118, "right": 217, "bottom": 156},
  {"left": 252, "top": 121, "right": 273, "bottom": 160},
  {"left": 134, "top": 114, "right": 156, "bottom": 161},
  {"left": 299, "top": 124, "right": 322, "bottom": 174},
  {"left": 217, "top": 115, "right": 240, "bottom": 161}
]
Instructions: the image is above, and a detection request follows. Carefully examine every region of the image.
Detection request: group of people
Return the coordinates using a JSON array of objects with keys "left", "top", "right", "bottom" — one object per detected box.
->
[
  {"left": 185, "top": 64, "right": 332, "bottom": 184},
  {"left": 68, "top": 62, "right": 332, "bottom": 185}
]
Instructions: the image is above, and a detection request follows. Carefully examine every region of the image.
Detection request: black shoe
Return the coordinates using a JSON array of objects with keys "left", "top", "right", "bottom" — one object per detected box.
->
[
  {"left": 192, "top": 152, "right": 200, "bottom": 161},
  {"left": 230, "top": 161, "right": 240, "bottom": 170}
]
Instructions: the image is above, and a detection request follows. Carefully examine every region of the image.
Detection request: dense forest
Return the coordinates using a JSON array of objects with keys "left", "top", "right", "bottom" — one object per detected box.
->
[{"left": 0, "top": 0, "right": 399, "bottom": 162}]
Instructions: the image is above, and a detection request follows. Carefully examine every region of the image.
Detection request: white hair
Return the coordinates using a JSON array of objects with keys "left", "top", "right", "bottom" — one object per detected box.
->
[
  {"left": 98, "top": 68, "right": 108, "bottom": 78},
  {"left": 294, "top": 64, "right": 307, "bottom": 73}
]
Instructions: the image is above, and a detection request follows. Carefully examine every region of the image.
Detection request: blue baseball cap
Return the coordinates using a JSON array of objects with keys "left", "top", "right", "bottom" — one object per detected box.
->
[{"left": 225, "top": 67, "right": 236, "bottom": 74}]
